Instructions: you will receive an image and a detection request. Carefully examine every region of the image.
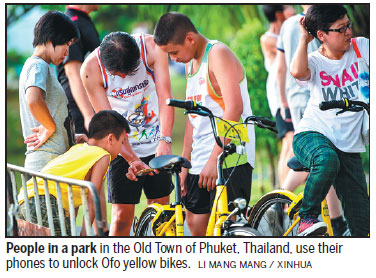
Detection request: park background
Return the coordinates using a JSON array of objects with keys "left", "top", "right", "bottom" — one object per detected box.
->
[{"left": 6, "top": 4, "right": 370, "bottom": 223}]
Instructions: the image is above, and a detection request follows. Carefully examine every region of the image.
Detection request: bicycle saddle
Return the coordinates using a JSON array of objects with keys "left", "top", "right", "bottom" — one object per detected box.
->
[
  {"left": 149, "top": 155, "right": 192, "bottom": 170},
  {"left": 287, "top": 156, "right": 309, "bottom": 172}
]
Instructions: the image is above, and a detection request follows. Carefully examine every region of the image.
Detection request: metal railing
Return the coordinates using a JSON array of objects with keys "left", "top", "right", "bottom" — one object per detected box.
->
[{"left": 7, "top": 163, "right": 105, "bottom": 236}]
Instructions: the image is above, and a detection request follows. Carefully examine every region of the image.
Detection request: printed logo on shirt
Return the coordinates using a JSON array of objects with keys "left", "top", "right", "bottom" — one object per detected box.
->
[
  {"left": 130, "top": 125, "right": 160, "bottom": 144},
  {"left": 199, "top": 77, "right": 205, "bottom": 86},
  {"left": 187, "top": 94, "right": 202, "bottom": 104},
  {"left": 320, "top": 62, "right": 360, "bottom": 101},
  {"left": 111, "top": 80, "right": 149, "bottom": 99},
  {"left": 124, "top": 95, "right": 157, "bottom": 130}
]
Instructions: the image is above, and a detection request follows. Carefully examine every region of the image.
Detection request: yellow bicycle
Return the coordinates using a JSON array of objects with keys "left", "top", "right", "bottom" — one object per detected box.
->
[{"left": 134, "top": 99, "right": 275, "bottom": 236}]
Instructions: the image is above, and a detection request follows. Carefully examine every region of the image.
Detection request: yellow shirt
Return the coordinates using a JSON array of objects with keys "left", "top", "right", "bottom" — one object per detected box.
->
[{"left": 18, "top": 143, "right": 110, "bottom": 214}]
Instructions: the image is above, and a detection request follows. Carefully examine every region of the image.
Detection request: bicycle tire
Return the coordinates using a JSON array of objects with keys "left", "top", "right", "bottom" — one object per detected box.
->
[
  {"left": 248, "top": 193, "right": 298, "bottom": 236},
  {"left": 224, "top": 226, "right": 262, "bottom": 236},
  {"left": 134, "top": 207, "right": 158, "bottom": 236}
]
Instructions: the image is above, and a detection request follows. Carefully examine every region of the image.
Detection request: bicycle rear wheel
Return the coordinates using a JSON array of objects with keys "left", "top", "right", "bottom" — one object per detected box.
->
[
  {"left": 248, "top": 193, "right": 298, "bottom": 236},
  {"left": 224, "top": 226, "right": 262, "bottom": 236},
  {"left": 134, "top": 207, "right": 158, "bottom": 236}
]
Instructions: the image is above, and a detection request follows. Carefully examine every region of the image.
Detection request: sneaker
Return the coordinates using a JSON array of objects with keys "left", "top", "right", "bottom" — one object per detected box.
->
[
  {"left": 341, "top": 228, "right": 351, "bottom": 237},
  {"left": 298, "top": 215, "right": 327, "bottom": 236},
  {"left": 331, "top": 216, "right": 351, "bottom": 236}
]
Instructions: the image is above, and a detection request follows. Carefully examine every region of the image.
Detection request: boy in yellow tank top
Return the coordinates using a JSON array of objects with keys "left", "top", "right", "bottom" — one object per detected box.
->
[
  {"left": 154, "top": 12, "right": 256, "bottom": 236},
  {"left": 18, "top": 110, "right": 130, "bottom": 236}
]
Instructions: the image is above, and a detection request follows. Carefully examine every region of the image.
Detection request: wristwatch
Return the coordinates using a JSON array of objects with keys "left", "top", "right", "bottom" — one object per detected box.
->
[{"left": 159, "top": 136, "right": 172, "bottom": 144}]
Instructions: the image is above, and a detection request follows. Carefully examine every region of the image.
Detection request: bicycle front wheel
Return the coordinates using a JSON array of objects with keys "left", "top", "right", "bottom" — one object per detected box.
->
[
  {"left": 134, "top": 207, "right": 158, "bottom": 236},
  {"left": 224, "top": 226, "right": 262, "bottom": 236},
  {"left": 248, "top": 193, "right": 298, "bottom": 236}
]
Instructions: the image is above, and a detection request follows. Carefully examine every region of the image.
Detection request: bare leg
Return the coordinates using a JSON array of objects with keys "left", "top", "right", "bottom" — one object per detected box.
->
[
  {"left": 186, "top": 210, "right": 210, "bottom": 236},
  {"left": 91, "top": 181, "right": 108, "bottom": 234},
  {"left": 147, "top": 195, "right": 169, "bottom": 205},
  {"left": 109, "top": 204, "right": 135, "bottom": 236},
  {"left": 278, "top": 131, "right": 294, "bottom": 186},
  {"left": 282, "top": 170, "right": 308, "bottom": 192},
  {"left": 326, "top": 186, "right": 342, "bottom": 219}
]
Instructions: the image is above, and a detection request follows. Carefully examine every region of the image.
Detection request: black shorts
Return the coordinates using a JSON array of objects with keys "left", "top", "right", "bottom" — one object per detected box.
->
[
  {"left": 182, "top": 163, "right": 253, "bottom": 214},
  {"left": 107, "top": 155, "right": 173, "bottom": 204},
  {"left": 275, "top": 108, "right": 294, "bottom": 139}
]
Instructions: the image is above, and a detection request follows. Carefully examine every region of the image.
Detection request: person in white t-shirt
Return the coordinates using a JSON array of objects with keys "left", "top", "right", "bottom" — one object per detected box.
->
[{"left": 290, "top": 5, "right": 369, "bottom": 236}]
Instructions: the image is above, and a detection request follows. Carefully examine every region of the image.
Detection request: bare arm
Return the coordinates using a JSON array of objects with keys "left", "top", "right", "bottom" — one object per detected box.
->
[
  {"left": 150, "top": 41, "right": 174, "bottom": 156},
  {"left": 64, "top": 60, "right": 95, "bottom": 131},
  {"left": 277, "top": 50, "right": 289, "bottom": 109},
  {"left": 179, "top": 118, "right": 194, "bottom": 195},
  {"left": 81, "top": 154, "right": 110, "bottom": 236},
  {"left": 80, "top": 53, "right": 112, "bottom": 112},
  {"left": 290, "top": 17, "right": 313, "bottom": 81},
  {"left": 260, "top": 34, "right": 278, "bottom": 66},
  {"left": 81, "top": 54, "right": 146, "bottom": 175},
  {"left": 200, "top": 44, "right": 244, "bottom": 190},
  {"left": 24, "top": 87, "right": 56, "bottom": 150},
  {"left": 276, "top": 50, "right": 292, "bottom": 121}
]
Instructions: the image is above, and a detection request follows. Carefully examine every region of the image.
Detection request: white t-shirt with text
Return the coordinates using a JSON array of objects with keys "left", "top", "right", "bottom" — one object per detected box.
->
[{"left": 296, "top": 37, "right": 369, "bottom": 153}]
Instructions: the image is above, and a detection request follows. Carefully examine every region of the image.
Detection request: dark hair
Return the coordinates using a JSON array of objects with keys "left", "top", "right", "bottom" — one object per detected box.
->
[
  {"left": 33, "top": 10, "right": 80, "bottom": 48},
  {"left": 262, "top": 5, "right": 284, "bottom": 22},
  {"left": 99, "top": 32, "right": 140, "bottom": 75},
  {"left": 305, "top": 5, "right": 348, "bottom": 42},
  {"left": 154, "top": 12, "right": 198, "bottom": 46},
  {"left": 88, "top": 110, "right": 130, "bottom": 140}
]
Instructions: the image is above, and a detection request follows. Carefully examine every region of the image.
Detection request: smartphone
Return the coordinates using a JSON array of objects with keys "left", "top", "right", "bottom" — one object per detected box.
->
[{"left": 135, "top": 168, "right": 154, "bottom": 176}]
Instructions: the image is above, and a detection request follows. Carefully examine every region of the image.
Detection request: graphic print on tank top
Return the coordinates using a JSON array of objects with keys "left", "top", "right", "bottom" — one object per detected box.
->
[{"left": 96, "top": 33, "right": 160, "bottom": 157}]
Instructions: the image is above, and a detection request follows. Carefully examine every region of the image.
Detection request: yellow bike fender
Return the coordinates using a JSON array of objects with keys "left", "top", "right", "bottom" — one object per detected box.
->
[
  {"left": 287, "top": 192, "right": 304, "bottom": 217},
  {"left": 267, "top": 189, "right": 298, "bottom": 200}
]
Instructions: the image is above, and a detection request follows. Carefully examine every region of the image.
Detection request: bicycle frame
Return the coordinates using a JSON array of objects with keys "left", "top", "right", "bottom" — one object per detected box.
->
[
  {"left": 150, "top": 166, "right": 186, "bottom": 236},
  {"left": 206, "top": 152, "right": 231, "bottom": 236},
  {"left": 135, "top": 99, "right": 277, "bottom": 237},
  {"left": 144, "top": 149, "right": 236, "bottom": 237},
  {"left": 206, "top": 185, "right": 229, "bottom": 236},
  {"left": 148, "top": 203, "right": 184, "bottom": 236}
]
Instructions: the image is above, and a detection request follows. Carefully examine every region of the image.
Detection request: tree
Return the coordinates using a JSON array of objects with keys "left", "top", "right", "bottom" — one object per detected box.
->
[{"left": 7, "top": 5, "right": 37, "bottom": 26}]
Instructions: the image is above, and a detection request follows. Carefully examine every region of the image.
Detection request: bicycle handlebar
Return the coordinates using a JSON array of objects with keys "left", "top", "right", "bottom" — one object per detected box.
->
[
  {"left": 245, "top": 116, "right": 276, "bottom": 128},
  {"left": 167, "top": 98, "right": 277, "bottom": 153},
  {"left": 166, "top": 99, "right": 197, "bottom": 110},
  {"left": 319, "top": 98, "right": 369, "bottom": 115},
  {"left": 167, "top": 98, "right": 276, "bottom": 128}
]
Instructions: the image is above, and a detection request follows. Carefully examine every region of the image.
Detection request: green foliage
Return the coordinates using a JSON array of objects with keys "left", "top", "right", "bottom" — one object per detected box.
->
[
  {"left": 231, "top": 19, "right": 279, "bottom": 185},
  {"left": 7, "top": 89, "right": 25, "bottom": 166}
]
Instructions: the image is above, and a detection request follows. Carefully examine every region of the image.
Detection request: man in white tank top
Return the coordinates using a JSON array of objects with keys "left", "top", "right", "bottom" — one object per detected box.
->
[
  {"left": 81, "top": 32, "right": 174, "bottom": 236},
  {"left": 155, "top": 12, "right": 256, "bottom": 236}
]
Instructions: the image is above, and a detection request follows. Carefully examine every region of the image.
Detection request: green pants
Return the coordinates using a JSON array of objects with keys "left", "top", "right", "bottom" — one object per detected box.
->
[{"left": 293, "top": 131, "right": 369, "bottom": 236}]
